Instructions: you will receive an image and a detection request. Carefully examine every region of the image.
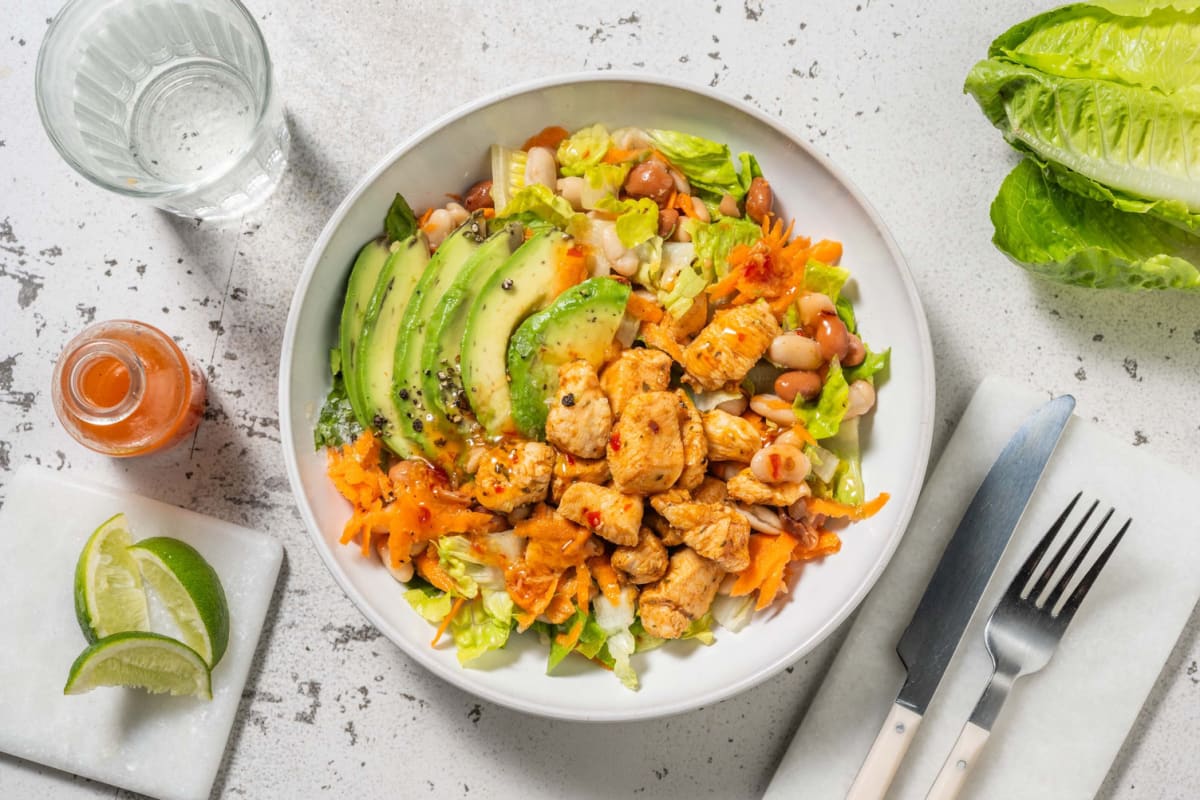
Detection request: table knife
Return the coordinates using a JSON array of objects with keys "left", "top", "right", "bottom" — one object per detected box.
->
[{"left": 845, "top": 394, "right": 1075, "bottom": 800}]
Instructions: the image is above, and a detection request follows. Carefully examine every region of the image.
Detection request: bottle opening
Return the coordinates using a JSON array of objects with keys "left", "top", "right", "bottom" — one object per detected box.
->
[{"left": 64, "top": 341, "right": 144, "bottom": 424}]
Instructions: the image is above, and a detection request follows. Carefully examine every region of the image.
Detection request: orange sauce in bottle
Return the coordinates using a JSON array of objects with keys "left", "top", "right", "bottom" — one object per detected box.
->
[{"left": 52, "top": 320, "right": 206, "bottom": 457}]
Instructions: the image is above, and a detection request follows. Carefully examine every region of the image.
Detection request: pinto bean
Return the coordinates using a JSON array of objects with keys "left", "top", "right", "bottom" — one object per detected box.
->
[
  {"left": 745, "top": 177, "right": 773, "bottom": 222},
  {"left": 844, "top": 333, "right": 866, "bottom": 367},
  {"left": 658, "top": 207, "right": 679, "bottom": 238},
  {"left": 625, "top": 161, "right": 674, "bottom": 207},
  {"left": 463, "top": 180, "right": 494, "bottom": 211},
  {"left": 774, "top": 370, "right": 823, "bottom": 403},
  {"left": 815, "top": 313, "right": 850, "bottom": 362}
]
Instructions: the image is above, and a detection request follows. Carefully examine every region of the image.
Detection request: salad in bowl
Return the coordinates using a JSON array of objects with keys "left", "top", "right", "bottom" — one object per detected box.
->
[{"left": 313, "top": 122, "right": 890, "bottom": 690}]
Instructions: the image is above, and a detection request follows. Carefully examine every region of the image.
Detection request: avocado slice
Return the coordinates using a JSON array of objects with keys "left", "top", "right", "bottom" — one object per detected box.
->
[
  {"left": 392, "top": 213, "right": 488, "bottom": 459},
  {"left": 420, "top": 222, "right": 524, "bottom": 431},
  {"left": 338, "top": 239, "right": 393, "bottom": 427},
  {"left": 461, "top": 231, "right": 576, "bottom": 436},
  {"left": 508, "top": 277, "right": 631, "bottom": 439},
  {"left": 356, "top": 234, "right": 431, "bottom": 457}
]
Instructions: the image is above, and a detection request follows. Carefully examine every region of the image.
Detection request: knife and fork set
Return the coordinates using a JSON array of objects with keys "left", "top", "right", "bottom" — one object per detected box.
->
[{"left": 846, "top": 396, "right": 1133, "bottom": 800}]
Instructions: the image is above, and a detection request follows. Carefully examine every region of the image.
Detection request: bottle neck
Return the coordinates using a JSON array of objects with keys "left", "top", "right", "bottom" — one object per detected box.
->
[{"left": 62, "top": 339, "right": 145, "bottom": 425}]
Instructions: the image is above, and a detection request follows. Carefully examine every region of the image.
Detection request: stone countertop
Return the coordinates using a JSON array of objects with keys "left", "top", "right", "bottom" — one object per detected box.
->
[{"left": 1, "top": 1, "right": 1197, "bottom": 798}]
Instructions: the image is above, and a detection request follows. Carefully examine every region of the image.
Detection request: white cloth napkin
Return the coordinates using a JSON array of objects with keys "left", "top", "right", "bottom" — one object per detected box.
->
[{"left": 765, "top": 376, "right": 1200, "bottom": 799}]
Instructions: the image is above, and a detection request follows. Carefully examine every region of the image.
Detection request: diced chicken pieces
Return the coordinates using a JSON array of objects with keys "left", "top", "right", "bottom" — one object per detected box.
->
[
  {"left": 611, "top": 528, "right": 669, "bottom": 585},
  {"left": 693, "top": 475, "right": 728, "bottom": 504},
  {"left": 474, "top": 441, "right": 555, "bottom": 512},
  {"left": 557, "top": 482, "right": 643, "bottom": 546},
  {"left": 645, "top": 512, "right": 685, "bottom": 547},
  {"left": 608, "top": 391, "right": 684, "bottom": 494},
  {"left": 682, "top": 300, "right": 781, "bottom": 390},
  {"left": 599, "top": 348, "right": 672, "bottom": 416},
  {"left": 638, "top": 321, "right": 685, "bottom": 364},
  {"left": 726, "top": 467, "right": 809, "bottom": 506},
  {"left": 545, "top": 360, "right": 612, "bottom": 459},
  {"left": 658, "top": 502, "right": 750, "bottom": 572},
  {"left": 649, "top": 487, "right": 691, "bottom": 516},
  {"left": 674, "top": 390, "right": 707, "bottom": 491},
  {"left": 702, "top": 409, "right": 762, "bottom": 463},
  {"left": 550, "top": 452, "right": 611, "bottom": 504},
  {"left": 639, "top": 548, "right": 725, "bottom": 639}
]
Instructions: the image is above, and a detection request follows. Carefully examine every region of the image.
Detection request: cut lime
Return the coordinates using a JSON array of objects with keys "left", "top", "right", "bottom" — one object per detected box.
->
[
  {"left": 63, "top": 631, "right": 212, "bottom": 699},
  {"left": 74, "top": 513, "right": 149, "bottom": 642},
  {"left": 128, "top": 537, "right": 230, "bottom": 667}
]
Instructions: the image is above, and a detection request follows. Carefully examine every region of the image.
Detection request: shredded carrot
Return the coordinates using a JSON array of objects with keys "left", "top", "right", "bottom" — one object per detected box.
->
[
  {"left": 417, "top": 207, "right": 434, "bottom": 228},
  {"left": 554, "top": 613, "right": 587, "bottom": 651},
  {"left": 482, "top": 207, "right": 496, "bottom": 219},
  {"left": 796, "top": 530, "right": 842, "bottom": 561},
  {"left": 731, "top": 532, "right": 800, "bottom": 610},
  {"left": 602, "top": 146, "right": 645, "bottom": 164},
  {"left": 626, "top": 292, "right": 664, "bottom": 323},
  {"left": 575, "top": 562, "right": 592, "bottom": 611},
  {"left": 550, "top": 245, "right": 589, "bottom": 298},
  {"left": 807, "top": 493, "right": 891, "bottom": 521},
  {"left": 415, "top": 545, "right": 456, "bottom": 594},
  {"left": 515, "top": 609, "right": 540, "bottom": 632},
  {"left": 674, "top": 192, "right": 699, "bottom": 219},
  {"left": 588, "top": 555, "right": 623, "bottom": 605},
  {"left": 809, "top": 239, "right": 843, "bottom": 265},
  {"left": 522, "top": 125, "right": 570, "bottom": 151},
  {"left": 787, "top": 423, "right": 818, "bottom": 448},
  {"left": 431, "top": 596, "right": 467, "bottom": 647}
]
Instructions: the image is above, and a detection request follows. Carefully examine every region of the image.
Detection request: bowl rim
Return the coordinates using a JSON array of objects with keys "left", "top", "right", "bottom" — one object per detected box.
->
[{"left": 278, "top": 70, "right": 936, "bottom": 722}]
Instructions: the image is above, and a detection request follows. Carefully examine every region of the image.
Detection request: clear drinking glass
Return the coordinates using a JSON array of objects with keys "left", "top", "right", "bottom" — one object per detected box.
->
[{"left": 36, "top": 0, "right": 289, "bottom": 220}]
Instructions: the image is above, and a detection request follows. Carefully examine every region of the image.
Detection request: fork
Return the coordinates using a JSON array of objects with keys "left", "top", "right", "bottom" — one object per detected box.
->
[{"left": 925, "top": 493, "right": 1131, "bottom": 800}]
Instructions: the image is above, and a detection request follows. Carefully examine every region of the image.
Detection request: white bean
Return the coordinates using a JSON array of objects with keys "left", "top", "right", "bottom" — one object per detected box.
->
[
  {"left": 750, "top": 393, "right": 796, "bottom": 427},
  {"left": 690, "top": 195, "right": 711, "bottom": 223},
  {"left": 734, "top": 504, "right": 785, "bottom": 534},
  {"left": 768, "top": 332, "right": 824, "bottom": 370},
  {"left": 613, "top": 250, "right": 640, "bottom": 277},
  {"left": 424, "top": 208, "right": 453, "bottom": 249},
  {"left": 445, "top": 202, "right": 469, "bottom": 226},
  {"left": 844, "top": 380, "right": 876, "bottom": 420},
  {"left": 670, "top": 167, "right": 691, "bottom": 195},
  {"left": 525, "top": 146, "right": 558, "bottom": 189},
  {"left": 719, "top": 193, "right": 741, "bottom": 217},
  {"left": 612, "top": 127, "right": 653, "bottom": 150},
  {"left": 774, "top": 428, "right": 809, "bottom": 451},
  {"left": 377, "top": 544, "right": 415, "bottom": 583},
  {"left": 750, "top": 443, "right": 811, "bottom": 484},
  {"left": 602, "top": 224, "right": 627, "bottom": 263},
  {"left": 557, "top": 176, "right": 585, "bottom": 210},
  {"left": 715, "top": 395, "right": 748, "bottom": 416},
  {"left": 799, "top": 293, "right": 836, "bottom": 327}
]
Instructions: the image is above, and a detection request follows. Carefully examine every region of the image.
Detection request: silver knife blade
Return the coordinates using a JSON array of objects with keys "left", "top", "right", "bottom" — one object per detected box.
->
[{"left": 894, "top": 394, "right": 1075, "bottom": 715}]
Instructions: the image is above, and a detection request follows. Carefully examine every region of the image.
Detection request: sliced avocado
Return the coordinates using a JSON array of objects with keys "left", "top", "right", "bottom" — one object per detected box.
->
[
  {"left": 461, "top": 231, "right": 575, "bottom": 436},
  {"left": 420, "top": 223, "right": 524, "bottom": 430},
  {"left": 356, "top": 233, "right": 430, "bottom": 457},
  {"left": 339, "top": 239, "right": 393, "bottom": 427},
  {"left": 508, "top": 277, "right": 631, "bottom": 439},
  {"left": 392, "top": 213, "right": 488, "bottom": 459}
]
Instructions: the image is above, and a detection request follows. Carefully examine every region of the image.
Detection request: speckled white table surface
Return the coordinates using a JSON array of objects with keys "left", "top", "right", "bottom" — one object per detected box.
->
[{"left": 1, "top": 1, "right": 1197, "bottom": 798}]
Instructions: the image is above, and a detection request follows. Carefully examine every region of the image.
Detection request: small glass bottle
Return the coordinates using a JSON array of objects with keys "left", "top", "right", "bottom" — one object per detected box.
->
[{"left": 52, "top": 320, "right": 206, "bottom": 457}]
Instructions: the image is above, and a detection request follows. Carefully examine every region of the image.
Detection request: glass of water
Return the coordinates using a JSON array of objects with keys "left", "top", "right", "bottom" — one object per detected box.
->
[{"left": 36, "top": 0, "right": 289, "bottom": 221}]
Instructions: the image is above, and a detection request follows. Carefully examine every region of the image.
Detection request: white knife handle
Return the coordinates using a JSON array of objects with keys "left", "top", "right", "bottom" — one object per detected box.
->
[
  {"left": 926, "top": 722, "right": 990, "bottom": 800},
  {"left": 846, "top": 703, "right": 923, "bottom": 800}
]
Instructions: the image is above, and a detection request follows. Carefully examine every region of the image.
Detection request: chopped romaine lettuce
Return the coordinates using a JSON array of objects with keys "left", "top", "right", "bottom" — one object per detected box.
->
[
  {"left": 835, "top": 294, "right": 857, "bottom": 333},
  {"left": 596, "top": 195, "right": 660, "bottom": 248},
  {"left": 495, "top": 184, "right": 578, "bottom": 229},
  {"left": 489, "top": 145, "right": 528, "bottom": 211},
  {"left": 823, "top": 418, "right": 865, "bottom": 506},
  {"left": 581, "top": 162, "right": 632, "bottom": 209},
  {"left": 659, "top": 261, "right": 708, "bottom": 319},
  {"left": 449, "top": 596, "right": 512, "bottom": 665},
  {"left": 711, "top": 592, "right": 755, "bottom": 633},
  {"left": 845, "top": 346, "right": 890, "bottom": 385},
  {"left": 404, "top": 586, "right": 454, "bottom": 623},
  {"left": 593, "top": 586, "right": 639, "bottom": 689},
  {"left": 804, "top": 441, "right": 841, "bottom": 485},
  {"left": 804, "top": 259, "right": 851, "bottom": 300},
  {"left": 647, "top": 129, "right": 744, "bottom": 203},
  {"left": 688, "top": 387, "right": 745, "bottom": 412},
  {"left": 737, "top": 152, "right": 763, "bottom": 195},
  {"left": 687, "top": 216, "right": 764, "bottom": 278},
  {"left": 557, "top": 124, "right": 611, "bottom": 177},
  {"left": 793, "top": 359, "right": 850, "bottom": 439}
]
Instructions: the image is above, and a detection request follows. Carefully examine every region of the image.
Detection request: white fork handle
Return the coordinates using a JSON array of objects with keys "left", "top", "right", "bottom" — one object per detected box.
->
[
  {"left": 926, "top": 722, "right": 991, "bottom": 800},
  {"left": 846, "top": 703, "right": 923, "bottom": 800}
]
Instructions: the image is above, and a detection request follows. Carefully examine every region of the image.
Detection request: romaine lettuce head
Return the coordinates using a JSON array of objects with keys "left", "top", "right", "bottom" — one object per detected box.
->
[{"left": 991, "top": 159, "right": 1200, "bottom": 290}]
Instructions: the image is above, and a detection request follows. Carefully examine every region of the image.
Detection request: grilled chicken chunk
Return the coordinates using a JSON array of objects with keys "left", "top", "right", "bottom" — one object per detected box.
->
[
  {"left": 701, "top": 409, "right": 762, "bottom": 463},
  {"left": 639, "top": 548, "right": 725, "bottom": 639},
  {"left": 557, "top": 482, "right": 643, "bottom": 546},
  {"left": 599, "top": 348, "right": 672, "bottom": 416},
  {"left": 550, "top": 452, "right": 611, "bottom": 504},
  {"left": 726, "top": 467, "right": 809, "bottom": 506},
  {"left": 611, "top": 527, "right": 669, "bottom": 584},
  {"left": 545, "top": 360, "right": 612, "bottom": 459},
  {"left": 674, "top": 389, "right": 707, "bottom": 491},
  {"left": 657, "top": 501, "right": 750, "bottom": 572},
  {"left": 474, "top": 441, "right": 555, "bottom": 512},
  {"left": 682, "top": 300, "right": 780, "bottom": 390},
  {"left": 692, "top": 475, "right": 728, "bottom": 504},
  {"left": 608, "top": 391, "right": 684, "bottom": 494}
]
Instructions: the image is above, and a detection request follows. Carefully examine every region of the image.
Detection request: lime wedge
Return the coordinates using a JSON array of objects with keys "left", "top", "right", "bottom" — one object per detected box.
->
[
  {"left": 128, "top": 537, "right": 230, "bottom": 667},
  {"left": 74, "top": 513, "right": 149, "bottom": 642},
  {"left": 63, "top": 631, "right": 212, "bottom": 699}
]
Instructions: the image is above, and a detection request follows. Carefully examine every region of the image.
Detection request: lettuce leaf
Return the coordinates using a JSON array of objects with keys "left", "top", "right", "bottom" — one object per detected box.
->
[
  {"left": 823, "top": 417, "right": 865, "bottom": 506},
  {"left": 404, "top": 586, "right": 453, "bottom": 623},
  {"left": 647, "top": 129, "right": 744, "bottom": 203},
  {"left": 804, "top": 259, "right": 851, "bottom": 300},
  {"left": 593, "top": 587, "right": 638, "bottom": 689},
  {"left": 737, "top": 152, "right": 763, "bottom": 195},
  {"left": 990, "top": 159, "right": 1200, "bottom": 290},
  {"left": 597, "top": 195, "right": 659, "bottom": 248},
  {"left": 835, "top": 294, "right": 857, "bottom": 333},
  {"left": 687, "top": 216, "right": 764, "bottom": 278},
  {"left": 845, "top": 346, "right": 890, "bottom": 385},
  {"left": 793, "top": 358, "right": 850, "bottom": 439},
  {"left": 495, "top": 184, "right": 578, "bottom": 229},
  {"left": 581, "top": 162, "right": 632, "bottom": 209},
  {"left": 557, "top": 124, "right": 611, "bottom": 177},
  {"left": 449, "top": 596, "right": 512, "bottom": 665}
]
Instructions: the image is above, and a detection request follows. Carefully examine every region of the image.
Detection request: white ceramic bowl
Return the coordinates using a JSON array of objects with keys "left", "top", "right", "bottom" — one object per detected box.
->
[{"left": 280, "top": 73, "right": 935, "bottom": 721}]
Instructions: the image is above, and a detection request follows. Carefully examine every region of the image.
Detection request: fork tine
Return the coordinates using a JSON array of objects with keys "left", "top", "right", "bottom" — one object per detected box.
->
[
  {"left": 1008, "top": 492, "right": 1081, "bottom": 601},
  {"left": 1028, "top": 499, "right": 1098, "bottom": 601},
  {"left": 1055, "top": 517, "right": 1131, "bottom": 623},
  {"left": 1045, "top": 507, "right": 1114, "bottom": 612}
]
